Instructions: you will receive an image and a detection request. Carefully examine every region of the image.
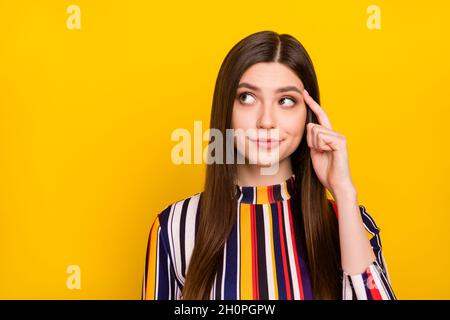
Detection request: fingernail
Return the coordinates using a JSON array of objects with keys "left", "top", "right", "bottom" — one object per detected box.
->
[{"left": 304, "top": 89, "right": 309, "bottom": 95}]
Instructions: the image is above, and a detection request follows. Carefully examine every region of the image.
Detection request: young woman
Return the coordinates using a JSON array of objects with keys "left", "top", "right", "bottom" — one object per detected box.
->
[{"left": 141, "top": 30, "right": 396, "bottom": 300}]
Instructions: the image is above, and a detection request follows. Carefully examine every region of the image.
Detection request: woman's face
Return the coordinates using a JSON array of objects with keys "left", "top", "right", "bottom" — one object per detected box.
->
[{"left": 231, "top": 62, "right": 307, "bottom": 168}]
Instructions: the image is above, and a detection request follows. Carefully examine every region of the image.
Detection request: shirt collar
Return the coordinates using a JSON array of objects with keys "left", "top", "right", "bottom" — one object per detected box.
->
[{"left": 235, "top": 174, "right": 295, "bottom": 204}]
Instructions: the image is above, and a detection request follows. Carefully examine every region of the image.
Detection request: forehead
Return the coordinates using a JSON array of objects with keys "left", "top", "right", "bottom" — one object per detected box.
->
[{"left": 239, "top": 62, "right": 304, "bottom": 90}]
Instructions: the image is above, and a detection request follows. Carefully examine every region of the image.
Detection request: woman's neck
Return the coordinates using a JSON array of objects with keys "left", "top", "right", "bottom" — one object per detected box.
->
[{"left": 235, "top": 157, "right": 293, "bottom": 187}]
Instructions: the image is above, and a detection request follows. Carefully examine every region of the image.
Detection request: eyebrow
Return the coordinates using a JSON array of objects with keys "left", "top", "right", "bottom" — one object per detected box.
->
[{"left": 237, "top": 82, "right": 303, "bottom": 94}]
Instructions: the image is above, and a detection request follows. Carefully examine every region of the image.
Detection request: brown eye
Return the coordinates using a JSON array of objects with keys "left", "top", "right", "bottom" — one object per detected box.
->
[
  {"left": 239, "top": 92, "right": 256, "bottom": 105},
  {"left": 279, "top": 97, "right": 296, "bottom": 107}
]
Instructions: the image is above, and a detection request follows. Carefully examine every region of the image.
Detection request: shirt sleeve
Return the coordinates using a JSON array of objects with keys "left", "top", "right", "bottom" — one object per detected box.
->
[
  {"left": 340, "top": 204, "right": 397, "bottom": 300},
  {"left": 141, "top": 210, "right": 182, "bottom": 300}
]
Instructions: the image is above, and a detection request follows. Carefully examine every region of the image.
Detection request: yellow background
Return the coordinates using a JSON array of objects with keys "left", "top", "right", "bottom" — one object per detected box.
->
[{"left": 1, "top": 0, "right": 449, "bottom": 299}]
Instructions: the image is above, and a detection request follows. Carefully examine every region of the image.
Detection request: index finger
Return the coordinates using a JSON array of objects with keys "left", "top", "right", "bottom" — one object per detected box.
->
[{"left": 303, "top": 89, "right": 333, "bottom": 129}]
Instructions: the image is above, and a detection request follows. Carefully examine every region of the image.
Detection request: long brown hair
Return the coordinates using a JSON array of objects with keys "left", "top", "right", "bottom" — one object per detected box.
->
[{"left": 182, "top": 30, "right": 341, "bottom": 299}]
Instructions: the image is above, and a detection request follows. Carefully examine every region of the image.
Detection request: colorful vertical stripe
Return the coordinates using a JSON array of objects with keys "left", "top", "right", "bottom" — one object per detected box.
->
[{"left": 142, "top": 174, "right": 396, "bottom": 300}]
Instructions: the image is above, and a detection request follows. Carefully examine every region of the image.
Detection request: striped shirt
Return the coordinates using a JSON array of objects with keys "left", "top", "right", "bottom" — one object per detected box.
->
[{"left": 141, "top": 174, "right": 396, "bottom": 300}]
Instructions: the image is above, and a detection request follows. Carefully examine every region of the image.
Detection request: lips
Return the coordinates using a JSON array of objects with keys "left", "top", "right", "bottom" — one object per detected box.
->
[{"left": 248, "top": 137, "right": 282, "bottom": 149}]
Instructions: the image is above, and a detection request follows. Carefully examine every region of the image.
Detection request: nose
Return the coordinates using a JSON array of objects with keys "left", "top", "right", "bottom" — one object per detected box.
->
[{"left": 256, "top": 102, "right": 276, "bottom": 129}]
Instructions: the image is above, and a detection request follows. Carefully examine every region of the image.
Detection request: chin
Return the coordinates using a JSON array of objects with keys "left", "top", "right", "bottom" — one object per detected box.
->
[{"left": 248, "top": 151, "right": 282, "bottom": 167}]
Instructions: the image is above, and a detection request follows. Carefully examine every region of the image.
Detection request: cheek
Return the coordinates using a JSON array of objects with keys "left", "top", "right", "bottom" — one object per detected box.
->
[
  {"left": 279, "top": 110, "right": 306, "bottom": 138},
  {"left": 278, "top": 110, "right": 306, "bottom": 156},
  {"left": 231, "top": 104, "right": 255, "bottom": 130}
]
